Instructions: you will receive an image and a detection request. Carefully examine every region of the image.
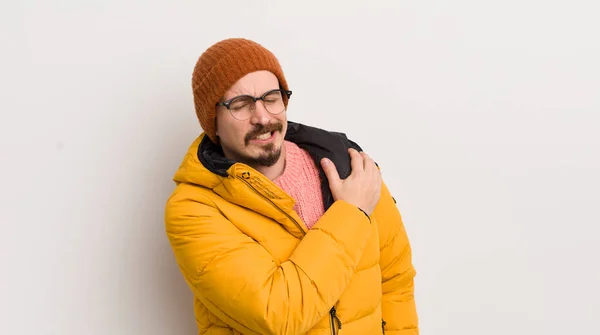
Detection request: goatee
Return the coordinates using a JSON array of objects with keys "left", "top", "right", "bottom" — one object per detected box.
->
[{"left": 242, "top": 122, "right": 284, "bottom": 167}]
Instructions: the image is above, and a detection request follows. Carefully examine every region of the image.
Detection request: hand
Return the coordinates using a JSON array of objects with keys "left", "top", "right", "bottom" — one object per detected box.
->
[{"left": 321, "top": 148, "right": 382, "bottom": 216}]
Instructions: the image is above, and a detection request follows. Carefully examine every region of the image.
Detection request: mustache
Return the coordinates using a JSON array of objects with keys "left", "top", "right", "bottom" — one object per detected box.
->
[{"left": 244, "top": 123, "right": 284, "bottom": 144}]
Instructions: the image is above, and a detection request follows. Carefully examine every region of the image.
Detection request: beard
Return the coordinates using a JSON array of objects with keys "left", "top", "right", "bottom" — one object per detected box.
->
[
  {"left": 239, "top": 122, "right": 284, "bottom": 167},
  {"left": 242, "top": 144, "right": 282, "bottom": 167}
]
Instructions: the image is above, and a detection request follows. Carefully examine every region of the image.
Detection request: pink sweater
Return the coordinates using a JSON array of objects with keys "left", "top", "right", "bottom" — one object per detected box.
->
[{"left": 273, "top": 141, "right": 325, "bottom": 230}]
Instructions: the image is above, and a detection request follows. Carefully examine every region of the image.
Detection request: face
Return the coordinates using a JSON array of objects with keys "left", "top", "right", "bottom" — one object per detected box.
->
[{"left": 215, "top": 71, "right": 288, "bottom": 167}]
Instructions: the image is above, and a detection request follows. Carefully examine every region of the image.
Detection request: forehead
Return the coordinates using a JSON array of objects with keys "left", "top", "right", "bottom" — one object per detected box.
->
[{"left": 224, "top": 71, "right": 279, "bottom": 99}]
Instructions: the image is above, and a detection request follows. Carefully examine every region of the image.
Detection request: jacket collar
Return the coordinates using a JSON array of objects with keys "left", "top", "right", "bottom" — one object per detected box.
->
[
  {"left": 197, "top": 121, "right": 362, "bottom": 210},
  {"left": 198, "top": 121, "right": 361, "bottom": 177}
]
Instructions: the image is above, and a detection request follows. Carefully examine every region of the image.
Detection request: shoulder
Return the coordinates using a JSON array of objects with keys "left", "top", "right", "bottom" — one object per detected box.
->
[
  {"left": 164, "top": 183, "right": 221, "bottom": 231},
  {"left": 372, "top": 179, "right": 405, "bottom": 247},
  {"left": 167, "top": 182, "right": 216, "bottom": 209}
]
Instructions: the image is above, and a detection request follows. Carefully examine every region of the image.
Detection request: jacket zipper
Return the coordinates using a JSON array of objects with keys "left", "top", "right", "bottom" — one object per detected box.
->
[
  {"left": 238, "top": 174, "right": 343, "bottom": 334},
  {"left": 330, "top": 306, "right": 342, "bottom": 335},
  {"left": 382, "top": 319, "right": 387, "bottom": 334},
  {"left": 237, "top": 175, "right": 306, "bottom": 234}
]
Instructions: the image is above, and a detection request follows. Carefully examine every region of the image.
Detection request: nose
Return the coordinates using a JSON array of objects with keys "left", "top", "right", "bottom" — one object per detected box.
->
[{"left": 249, "top": 100, "right": 271, "bottom": 125}]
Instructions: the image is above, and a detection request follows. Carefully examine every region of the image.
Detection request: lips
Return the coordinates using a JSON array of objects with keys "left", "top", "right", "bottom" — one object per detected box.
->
[{"left": 245, "top": 123, "right": 284, "bottom": 145}]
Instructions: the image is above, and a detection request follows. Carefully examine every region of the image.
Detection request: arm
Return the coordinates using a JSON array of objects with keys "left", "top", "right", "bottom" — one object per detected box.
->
[
  {"left": 165, "top": 190, "right": 372, "bottom": 335},
  {"left": 374, "top": 182, "right": 419, "bottom": 334}
]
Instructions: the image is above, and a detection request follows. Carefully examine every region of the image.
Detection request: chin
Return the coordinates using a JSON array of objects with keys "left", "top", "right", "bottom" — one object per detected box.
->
[{"left": 243, "top": 143, "right": 283, "bottom": 167}]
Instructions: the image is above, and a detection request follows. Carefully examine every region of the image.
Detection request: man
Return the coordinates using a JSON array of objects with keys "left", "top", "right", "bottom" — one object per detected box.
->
[{"left": 165, "top": 38, "right": 418, "bottom": 335}]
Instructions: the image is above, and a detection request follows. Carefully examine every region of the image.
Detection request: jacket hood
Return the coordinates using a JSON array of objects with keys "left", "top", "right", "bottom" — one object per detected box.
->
[{"left": 173, "top": 121, "right": 362, "bottom": 209}]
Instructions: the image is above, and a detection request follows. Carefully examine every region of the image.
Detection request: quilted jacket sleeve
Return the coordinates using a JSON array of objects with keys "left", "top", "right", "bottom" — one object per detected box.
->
[
  {"left": 165, "top": 190, "right": 373, "bottom": 335},
  {"left": 375, "top": 182, "right": 419, "bottom": 334}
]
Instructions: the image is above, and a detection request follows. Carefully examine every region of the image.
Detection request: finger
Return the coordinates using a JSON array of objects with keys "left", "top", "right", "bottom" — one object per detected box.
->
[
  {"left": 361, "top": 152, "right": 379, "bottom": 176},
  {"left": 349, "top": 148, "right": 364, "bottom": 173},
  {"left": 369, "top": 159, "right": 382, "bottom": 185},
  {"left": 321, "top": 158, "right": 341, "bottom": 188},
  {"left": 360, "top": 152, "right": 374, "bottom": 171}
]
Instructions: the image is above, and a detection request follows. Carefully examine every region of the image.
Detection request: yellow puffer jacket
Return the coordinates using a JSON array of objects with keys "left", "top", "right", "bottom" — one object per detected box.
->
[{"left": 165, "top": 122, "right": 418, "bottom": 335}]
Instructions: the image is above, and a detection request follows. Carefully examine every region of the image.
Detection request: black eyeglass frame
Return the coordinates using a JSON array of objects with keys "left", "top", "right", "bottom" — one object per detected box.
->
[{"left": 216, "top": 89, "right": 293, "bottom": 111}]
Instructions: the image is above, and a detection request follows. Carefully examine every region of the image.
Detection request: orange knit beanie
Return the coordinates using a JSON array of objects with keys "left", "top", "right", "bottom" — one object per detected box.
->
[{"left": 191, "top": 38, "right": 289, "bottom": 143}]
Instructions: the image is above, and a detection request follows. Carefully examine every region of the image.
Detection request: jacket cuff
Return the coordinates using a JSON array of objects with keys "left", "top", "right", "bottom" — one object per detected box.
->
[{"left": 357, "top": 207, "right": 371, "bottom": 222}]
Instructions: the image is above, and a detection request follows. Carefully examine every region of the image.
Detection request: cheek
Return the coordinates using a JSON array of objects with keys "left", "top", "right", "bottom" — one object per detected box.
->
[
  {"left": 277, "top": 116, "right": 287, "bottom": 133},
  {"left": 220, "top": 122, "right": 249, "bottom": 145},
  {"left": 278, "top": 114, "right": 288, "bottom": 127},
  {"left": 216, "top": 113, "right": 234, "bottom": 136}
]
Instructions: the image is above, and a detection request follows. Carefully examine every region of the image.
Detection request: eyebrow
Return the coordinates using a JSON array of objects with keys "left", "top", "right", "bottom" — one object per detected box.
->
[{"left": 223, "top": 88, "right": 279, "bottom": 101}]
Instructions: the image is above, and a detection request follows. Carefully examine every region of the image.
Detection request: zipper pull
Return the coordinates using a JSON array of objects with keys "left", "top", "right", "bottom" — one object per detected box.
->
[
  {"left": 382, "top": 319, "right": 387, "bottom": 334},
  {"left": 330, "top": 307, "right": 342, "bottom": 329}
]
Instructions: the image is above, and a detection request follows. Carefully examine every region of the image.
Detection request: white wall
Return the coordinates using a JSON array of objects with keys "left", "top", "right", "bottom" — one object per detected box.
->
[{"left": 1, "top": 1, "right": 599, "bottom": 334}]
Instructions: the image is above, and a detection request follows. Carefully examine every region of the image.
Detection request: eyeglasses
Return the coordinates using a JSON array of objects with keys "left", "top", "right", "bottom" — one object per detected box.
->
[{"left": 216, "top": 89, "right": 292, "bottom": 121}]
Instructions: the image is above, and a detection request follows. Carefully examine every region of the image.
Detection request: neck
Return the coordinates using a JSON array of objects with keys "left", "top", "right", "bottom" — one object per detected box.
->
[{"left": 253, "top": 145, "right": 286, "bottom": 180}]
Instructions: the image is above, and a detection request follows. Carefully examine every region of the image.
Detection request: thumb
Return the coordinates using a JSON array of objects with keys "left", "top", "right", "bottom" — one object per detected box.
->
[{"left": 321, "top": 158, "right": 341, "bottom": 188}]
